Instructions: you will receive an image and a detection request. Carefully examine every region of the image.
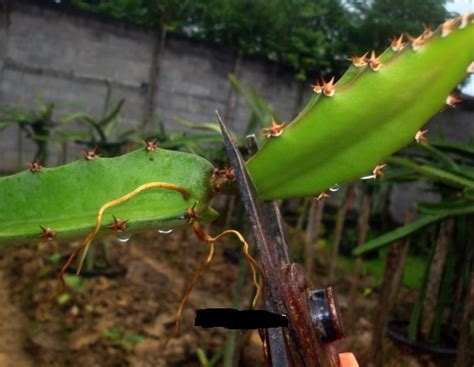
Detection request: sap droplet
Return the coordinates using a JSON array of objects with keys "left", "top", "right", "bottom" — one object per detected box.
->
[
  {"left": 329, "top": 184, "right": 340, "bottom": 192},
  {"left": 361, "top": 174, "right": 376, "bottom": 180},
  {"left": 117, "top": 235, "right": 131, "bottom": 243},
  {"left": 158, "top": 229, "right": 173, "bottom": 234}
]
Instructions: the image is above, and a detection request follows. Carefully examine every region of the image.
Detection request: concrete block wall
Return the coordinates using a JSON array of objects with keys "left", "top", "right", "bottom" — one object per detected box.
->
[{"left": 0, "top": 1, "right": 305, "bottom": 172}]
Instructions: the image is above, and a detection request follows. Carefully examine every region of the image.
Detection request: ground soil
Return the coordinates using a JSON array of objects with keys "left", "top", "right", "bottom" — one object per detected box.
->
[{"left": 0, "top": 225, "right": 459, "bottom": 366}]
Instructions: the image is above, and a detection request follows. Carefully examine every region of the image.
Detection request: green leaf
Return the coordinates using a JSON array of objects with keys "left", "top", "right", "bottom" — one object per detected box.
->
[
  {"left": 413, "top": 142, "right": 458, "bottom": 170},
  {"left": 174, "top": 118, "right": 222, "bottom": 133},
  {"left": 353, "top": 214, "right": 443, "bottom": 255},
  {"left": 59, "top": 112, "right": 93, "bottom": 124},
  {"left": 429, "top": 140, "right": 474, "bottom": 158},
  {"left": 126, "top": 333, "right": 146, "bottom": 343},
  {"left": 64, "top": 274, "right": 87, "bottom": 293},
  {"left": 48, "top": 253, "right": 62, "bottom": 264},
  {"left": 57, "top": 293, "right": 72, "bottom": 305},
  {"left": 354, "top": 201, "right": 474, "bottom": 255},
  {"left": 387, "top": 156, "right": 474, "bottom": 190},
  {"left": 98, "top": 99, "right": 124, "bottom": 128},
  {"left": 196, "top": 348, "right": 209, "bottom": 366},
  {"left": 416, "top": 200, "right": 474, "bottom": 215}
]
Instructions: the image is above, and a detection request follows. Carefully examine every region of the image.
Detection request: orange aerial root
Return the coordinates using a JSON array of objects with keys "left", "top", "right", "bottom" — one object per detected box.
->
[
  {"left": 49, "top": 180, "right": 262, "bottom": 351},
  {"left": 164, "top": 221, "right": 264, "bottom": 347},
  {"left": 50, "top": 182, "right": 190, "bottom": 307}
]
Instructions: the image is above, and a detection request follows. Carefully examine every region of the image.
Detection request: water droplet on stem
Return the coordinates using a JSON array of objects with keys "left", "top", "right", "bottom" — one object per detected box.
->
[
  {"left": 117, "top": 235, "right": 130, "bottom": 243},
  {"left": 329, "top": 184, "right": 340, "bottom": 192}
]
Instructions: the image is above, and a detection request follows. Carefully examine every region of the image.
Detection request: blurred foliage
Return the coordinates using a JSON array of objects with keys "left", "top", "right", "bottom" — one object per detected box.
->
[
  {"left": 60, "top": 82, "right": 136, "bottom": 150},
  {"left": 0, "top": 96, "right": 82, "bottom": 164},
  {"left": 346, "top": 0, "right": 449, "bottom": 53},
  {"left": 355, "top": 139, "right": 474, "bottom": 256},
  {"left": 70, "top": 0, "right": 450, "bottom": 80},
  {"left": 101, "top": 328, "right": 146, "bottom": 352},
  {"left": 228, "top": 74, "right": 276, "bottom": 135}
]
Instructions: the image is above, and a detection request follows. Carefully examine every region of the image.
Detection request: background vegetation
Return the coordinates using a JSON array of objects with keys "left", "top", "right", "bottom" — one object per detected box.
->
[{"left": 71, "top": 0, "right": 450, "bottom": 80}]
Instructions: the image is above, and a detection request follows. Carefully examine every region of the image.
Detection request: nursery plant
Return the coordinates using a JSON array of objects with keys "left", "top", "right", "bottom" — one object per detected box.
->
[
  {"left": 354, "top": 137, "right": 474, "bottom": 362},
  {"left": 0, "top": 97, "right": 80, "bottom": 165},
  {"left": 354, "top": 139, "right": 474, "bottom": 256},
  {"left": 0, "top": 13, "right": 473, "bottom": 366},
  {"left": 62, "top": 83, "right": 136, "bottom": 156}
]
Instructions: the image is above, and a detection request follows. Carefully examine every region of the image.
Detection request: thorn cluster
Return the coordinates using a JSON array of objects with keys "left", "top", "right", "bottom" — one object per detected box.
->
[
  {"left": 311, "top": 77, "right": 336, "bottom": 96},
  {"left": 460, "top": 13, "right": 470, "bottom": 29},
  {"left": 415, "top": 129, "right": 429, "bottom": 143},
  {"left": 408, "top": 34, "right": 427, "bottom": 51},
  {"left": 316, "top": 192, "right": 330, "bottom": 201},
  {"left": 368, "top": 51, "right": 382, "bottom": 71},
  {"left": 84, "top": 148, "right": 99, "bottom": 160},
  {"left": 211, "top": 166, "right": 236, "bottom": 193},
  {"left": 30, "top": 161, "right": 42, "bottom": 173},
  {"left": 144, "top": 138, "right": 159, "bottom": 151},
  {"left": 441, "top": 18, "right": 456, "bottom": 37},
  {"left": 213, "top": 166, "right": 235, "bottom": 181},
  {"left": 351, "top": 52, "right": 368, "bottom": 67},
  {"left": 390, "top": 35, "right": 405, "bottom": 52},
  {"left": 373, "top": 164, "right": 387, "bottom": 178},
  {"left": 39, "top": 226, "right": 56, "bottom": 240},
  {"left": 261, "top": 118, "right": 286, "bottom": 138},
  {"left": 108, "top": 215, "right": 128, "bottom": 232},
  {"left": 421, "top": 26, "right": 433, "bottom": 39},
  {"left": 446, "top": 94, "right": 462, "bottom": 107}
]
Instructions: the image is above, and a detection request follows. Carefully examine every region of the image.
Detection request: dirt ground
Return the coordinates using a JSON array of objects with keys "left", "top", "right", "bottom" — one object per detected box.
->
[{"left": 0, "top": 225, "right": 459, "bottom": 366}]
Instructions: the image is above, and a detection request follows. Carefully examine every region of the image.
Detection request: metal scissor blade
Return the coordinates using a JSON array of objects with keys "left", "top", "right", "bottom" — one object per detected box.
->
[
  {"left": 215, "top": 111, "right": 270, "bottom": 252},
  {"left": 216, "top": 111, "right": 336, "bottom": 367},
  {"left": 216, "top": 111, "right": 290, "bottom": 367}
]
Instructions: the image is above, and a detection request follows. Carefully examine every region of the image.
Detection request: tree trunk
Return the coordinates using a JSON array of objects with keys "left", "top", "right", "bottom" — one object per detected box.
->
[
  {"left": 346, "top": 192, "right": 371, "bottom": 328},
  {"left": 369, "top": 209, "right": 415, "bottom": 367},
  {"left": 419, "top": 219, "right": 454, "bottom": 340}
]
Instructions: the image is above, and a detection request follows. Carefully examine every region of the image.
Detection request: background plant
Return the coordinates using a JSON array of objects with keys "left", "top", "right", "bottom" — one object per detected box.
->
[
  {"left": 0, "top": 97, "right": 83, "bottom": 164},
  {"left": 71, "top": 0, "right": 450, "bottom": 80},
  {"left": 354, "top": 138, "right": 474, "bottom": 363}
]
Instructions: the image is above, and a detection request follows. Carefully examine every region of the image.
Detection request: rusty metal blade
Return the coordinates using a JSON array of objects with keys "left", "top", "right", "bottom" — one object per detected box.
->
[{"left": 216, "top": 111, "right": 337, "bottom": 367}]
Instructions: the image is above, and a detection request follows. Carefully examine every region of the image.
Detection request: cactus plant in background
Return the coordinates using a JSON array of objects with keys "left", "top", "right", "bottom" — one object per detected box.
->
[
  {"left": 355, "top": 137, "right": 474, "bottom": 364},
  {"left": 61, "top": 82, "right": 137, "bottom": 157},
  {"left": 0, "top": 97, "right": 81, "bottom": 165}
]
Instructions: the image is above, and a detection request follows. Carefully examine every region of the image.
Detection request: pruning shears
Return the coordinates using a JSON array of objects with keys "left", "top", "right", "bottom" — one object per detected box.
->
[{"left": 217, "top": 112, "right": 358, "bottom": 367}]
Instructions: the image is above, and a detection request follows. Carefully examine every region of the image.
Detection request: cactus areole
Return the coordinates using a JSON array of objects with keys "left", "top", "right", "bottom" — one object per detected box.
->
[{"left": 247, "top": 14, "right": 474, "bottom": 200}]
